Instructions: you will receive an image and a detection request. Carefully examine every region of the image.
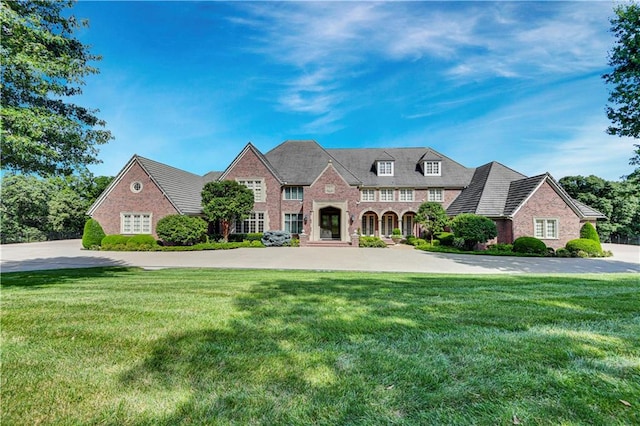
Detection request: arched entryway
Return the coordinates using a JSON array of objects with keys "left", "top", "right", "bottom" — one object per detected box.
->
[
  {"left": 380, "top": 212, "right": 398, "bottom": 237},
  {"left": 402, "top": 212, "right": 416, "bottom": 237},
  {"left": 319, "top": 206, "right": 341, "bottom": 240},
  {"left": 361, "top": 211, "right": 377, "bottom": 236}
]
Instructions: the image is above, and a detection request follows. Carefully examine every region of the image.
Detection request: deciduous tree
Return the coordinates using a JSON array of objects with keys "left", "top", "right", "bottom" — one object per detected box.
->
[
  {"left": 415, "top": 201, "right": 449, "bottom": 244},
  {"left": 201, "top": 181, "right": 255, "bottom": 242},
  {"left": 1, "top": 0, "right": 112, "bottom": 175}
]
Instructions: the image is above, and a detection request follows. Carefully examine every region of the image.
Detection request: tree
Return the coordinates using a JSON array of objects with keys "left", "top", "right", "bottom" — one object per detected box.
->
[
  {"left": 1, "top": 0, "right": 112, "bottom": 176},
  {"left": 0, "top": 174, "right": 53, "bottom": 243},
  {"left": 450, "top": 213, "right": 497, "bottom": 250},
  {"left": 201, "top": 181, "right": 255, "bottom": 242},
  {"left": 415, "top": 201, "right": 449, "bottom": 244}
]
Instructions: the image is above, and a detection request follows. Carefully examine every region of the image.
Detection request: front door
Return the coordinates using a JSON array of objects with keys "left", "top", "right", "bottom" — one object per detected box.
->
[{"left": 320, "top": 207, "right": 341, "bottom": 240}]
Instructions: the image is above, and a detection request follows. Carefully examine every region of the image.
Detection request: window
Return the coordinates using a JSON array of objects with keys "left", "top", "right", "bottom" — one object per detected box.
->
[
  {"left": 377, "top": 161, "right": 394, "bottom": 176},
  {"left": 238, "top": 179, "right": 264, "bottom": 202},
  {"left": 130, "top": 181, "right": 143, "bottom": 193},
  {"left": 284, "top": 213, "right": 303, "bottom": 234},
  {"left": 399, "top": 189, "right": 414, "bottom": 201},
  {"left": 380, "top": 189, "right": 394, "bottom": 202},
  {"left": 428, "top": 188, "right": 443, "bottom": 202},
  {"left": 534, "top": 218, "right": 558, "bottom": 239},
  {"left": 362, "top": 213, "right": 376, "bottom": 236},
  {"left": 235, "top": 212, "right": 265, "bottom": 234},
  {"left": 361, "top": 189, "right": 375, "bottom": 202},
  {"left": 424, "top": 161, "right": 441, "bottom": 176},
  {"left": 121, "top": 213, "right": 151, "bottom": 234},
  {"left": 284, "top": 186, "right": 303, "bottom": 200}
]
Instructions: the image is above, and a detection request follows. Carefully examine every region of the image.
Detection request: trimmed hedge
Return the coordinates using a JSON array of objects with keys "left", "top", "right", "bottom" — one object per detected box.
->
[
  {"left": 101, "top": 234, "right": 159, "bottom": 251},
  {"left": 513, "top": 236, "right": 547, "bottom": 255},
  {"left": 156, "top": 215, "right": 207, "bottom": 246},
  {"left": 580, "top": 223, "right": 601, "bottom": 244},
  {"left": 82, "top": 219, "right": 106, "bottom": 249},
  {"left": 435, "top": 232, "right": 455, "bottom": 247},
  {"left": 228, "top": 233, "right": 263, "bottom": 242},
  {"left": 450, "top": 214, "right": 497, "bottom": 250},
  {"left": 565, "top": 238, "right": 603, "bottom": 257},
  {"left": 359, "top": 236, "right": 387, "bottom": 248}
]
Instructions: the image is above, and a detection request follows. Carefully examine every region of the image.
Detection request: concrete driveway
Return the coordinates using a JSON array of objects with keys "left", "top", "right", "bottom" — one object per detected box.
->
[{"left": 1, "top": 240, "right": 638, "bottom": 274}]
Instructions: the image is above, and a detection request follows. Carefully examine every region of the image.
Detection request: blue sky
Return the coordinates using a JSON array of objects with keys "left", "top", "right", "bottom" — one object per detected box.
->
[{"left": 73, "top": 1, "right": 636, "bottom": 181}]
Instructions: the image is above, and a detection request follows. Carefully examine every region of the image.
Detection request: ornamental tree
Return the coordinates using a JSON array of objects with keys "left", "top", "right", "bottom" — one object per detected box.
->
[
  {"left": 450, "top": 213, "right": 497, "bottom": 251},
  {"left": 201, "top": 180, "right": 255, "bottom": 242},
  {"left": 1, "top": 0, "right": 112, "bottom": 175},
  {"left": 415, "top": 201, "right": 450, "bottom": 244}
]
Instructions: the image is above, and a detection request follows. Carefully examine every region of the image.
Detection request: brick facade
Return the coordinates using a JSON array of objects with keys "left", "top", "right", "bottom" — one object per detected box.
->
[
  {"left": 91, "top": 161, "right": 179, "bottom": 237},
  {"left": 512, "top": 180, "right": 581, "bottom": 249}
]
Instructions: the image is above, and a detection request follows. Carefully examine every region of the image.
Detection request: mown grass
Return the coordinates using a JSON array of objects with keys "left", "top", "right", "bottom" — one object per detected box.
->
[{"left": 1, "top": 268, "right": 638, "bottom": 425}]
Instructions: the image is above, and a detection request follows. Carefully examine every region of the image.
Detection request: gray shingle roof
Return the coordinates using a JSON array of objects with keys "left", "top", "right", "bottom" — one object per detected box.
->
[
  {"left": 447, "top": 162, "right": 527, "bottom": 216},
  {"left": 137, "top": 156, "right": 214, "bottom": 215},
  {"left": 573, "top": 199, "right": 607, "bottom": 219},
  {"left": 328, "top": 147, "right": 474, "bottom": 188}
]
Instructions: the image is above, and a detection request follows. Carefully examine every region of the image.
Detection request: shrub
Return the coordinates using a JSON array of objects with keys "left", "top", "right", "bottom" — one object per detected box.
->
[
  {"left": 412, "top": 238, "right": 428, "bottom": 246},
  {"left": 392, "top": 228, "right": 402, "bottom": 236},
  {"left": 556, "top": 248, "right": 571, "bottom": 257},
  {"left": 101, "top": 234, "right": 130, "bottom": 250},
  {"left": 156, "top": 215, "right": 207, "bottom": 246},
  {"left": 580, "top": 223, "right": 601, "bottom": 244},
  {"left": 359, "top": 236, "right": 387, "bottom": 248},
  {"left": 126, "top": 234, "right": 158, "bottom": 251},
  {"left": 450, "top": 214, "right": 497, "bottom": 250},
  {"left": 82, "top": 219, "right": 106, "bottom": 249},
  {"left": 261, "top": 230, "right": 291, "bottom": 247},
  {"left": 452, "top": 237, "right": 466, "bottom": 250},
  {"left": 513, "top": 236, "right": 547, "bottom": 255},
  {"left": 488, "top": 243, "right": 513, "bottom": 253},
  {"left": 566, "top": 238, "right": 603, "bottom": 257},
  {"left": 436, "top": 232, "right": 455, "bottom": 247},
  {"left": 228, "top": 233, "right": 264, "bottom": 242}
]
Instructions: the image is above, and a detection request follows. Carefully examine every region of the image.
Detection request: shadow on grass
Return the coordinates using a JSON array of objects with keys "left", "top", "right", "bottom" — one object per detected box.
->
[
  {"left": 0, "top": 266, "right": 135, "bottom": 288},
  {"left": 116, "top": 274, "right": 639, "bottom": 425}
]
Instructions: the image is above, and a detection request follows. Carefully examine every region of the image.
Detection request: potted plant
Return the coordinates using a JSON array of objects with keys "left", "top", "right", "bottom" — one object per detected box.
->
[{"left": 391, "top": 228, "right": 403, "bottom": 244}]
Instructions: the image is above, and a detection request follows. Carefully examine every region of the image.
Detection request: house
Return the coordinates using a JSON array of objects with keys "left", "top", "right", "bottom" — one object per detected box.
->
[{"left": 88, "top": 140, "right": 605, "bottom": 249}]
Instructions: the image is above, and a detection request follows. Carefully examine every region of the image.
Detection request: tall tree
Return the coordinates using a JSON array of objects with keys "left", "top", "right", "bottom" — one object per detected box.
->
[
  {"left": 1, "top": 0, "right": 112, "bottom": 175},
  {"left": 603, "top": 3, "right": 639, "bottom": 139},
  {"left": 201, "top": 180, "right": 255, "bottom": 242}
]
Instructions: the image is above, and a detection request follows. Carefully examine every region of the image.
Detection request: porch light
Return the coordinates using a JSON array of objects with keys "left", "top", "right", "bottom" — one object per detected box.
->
[
  {"left": 350, "top": 214, "right": 355, "bottom": 224},
  {"left": 304, "top": 214, "right": 308, "bottom": 224}
]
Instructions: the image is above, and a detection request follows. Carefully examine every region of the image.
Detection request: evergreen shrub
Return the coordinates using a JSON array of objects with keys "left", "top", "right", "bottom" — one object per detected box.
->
[
  {"left": 156, "top": 215, "right": 207, "bottom": 246},
  {"left": 580, "top": 223, "right": 601, "bottom": 244},
  {"left": 436, "top": 232, "right": 455, "bottom": 246},
  {"left": 566, "top": 238, "right": 603, "bottom": 257},
  {"left": 82, "top": 219, "right": 106, "bottom": 249},
  {"left": 359, "top": 236, "right": 387, "bottom": 248},
  {"left": 450, "top": 214, "right": 497, "bottom": 250},
  {"left": 513, "top": 236, "right": 547, "bottom": 255}
]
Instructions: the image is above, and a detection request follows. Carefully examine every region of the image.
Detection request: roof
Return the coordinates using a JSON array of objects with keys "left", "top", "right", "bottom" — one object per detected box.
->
[
  {"left": 447, "top": 162, "right": 527, "bottom": 216},
  {"left": 328, "top": 146, "right": 474, "bottom": 188}
]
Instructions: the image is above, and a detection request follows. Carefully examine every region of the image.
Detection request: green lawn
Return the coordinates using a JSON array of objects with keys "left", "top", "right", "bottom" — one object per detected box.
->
[{"left": 2, "top": 268, "right": 638, "bottom": 425}]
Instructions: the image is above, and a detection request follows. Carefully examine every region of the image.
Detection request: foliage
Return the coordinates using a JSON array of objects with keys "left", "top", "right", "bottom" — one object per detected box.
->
[
  {"left": 435, "top": 232, "right": 455, "bottom": 246},
  {"left": 391, "top": 228, "right": 402, "bottom": 236},
  {"left": 201, "top": 180, "right": 255, "bottom": 242},
  {"left": 566, "top": 239, "right": 604, "bottom": 257},
  {"left": 359, "top": 236, "right": 388, "bottom": 248},
  {"left": 81, "top": 218, "right": 105, "bottom": 249},
  {"left": 228, "top": 233, "right": 263, "bottom": 242},
  {"left": 559, "top": 175, "right": 640, "bottom": 241},
  {"left": 603, "top": 3, "right": 640, "bottom": 140},
  {"left": 0, "top": 173, "right": 113, "bottom": 243},
  {"left": 100, "top": 234, "right": 129, "bottom": 250},
  {"left": 156, "top": 215, "right": 207, "bottom": 246},
  {"left": 415, "top": 202, "right": 450, "bottom": 243},
  {"left": 261, "top": 230, "right": 291, "bottom": 247},
  {"left": 5, "top": 269, "right": 637, "bottom": 425},
  {"left": 556, "top": 248, "right": 571, "bottom": 258},
  {"left": 513, "top": 236, "right": 547, "bottom": 255},
  {"left": 580, "top": 223, "right": 601, "bottom": 244},
  {"left": 450, "top": 213, "right": 497, "bottom": 250},
  {"left": 487, "top": 243, "right": 513, "bottom": 253},
  {"left": 100, "top": 234, "right": 158, "bottom": 251},
  {"left": 0, "top": 0, "right": 112, "bottom": 175}
]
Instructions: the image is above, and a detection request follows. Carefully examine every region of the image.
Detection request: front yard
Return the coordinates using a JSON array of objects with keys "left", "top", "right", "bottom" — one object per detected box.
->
[{"left": 2, "top": 268, "right": 638, "bottom": 425}]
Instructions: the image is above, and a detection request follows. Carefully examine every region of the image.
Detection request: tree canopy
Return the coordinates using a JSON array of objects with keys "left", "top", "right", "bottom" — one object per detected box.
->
[
  {"left": 0, "top": 0, "right": 112, "bottom": 175},
  {"left": 415, "top": 201, "right": 449, "bottom": 243},
  {"left": 201, "top": 180, "right": 255, "bottom": 242}
]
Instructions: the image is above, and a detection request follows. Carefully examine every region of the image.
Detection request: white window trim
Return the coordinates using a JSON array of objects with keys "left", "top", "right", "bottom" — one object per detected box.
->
[
  {"left": 377, "top": 161, "right": 394, "bottom": 176},
  {"left": 237, "top": 179, "right": 265, "bottom": 203},
  {"left": 534, "top": 218, "right": 559, "bottom": 239},
  {"left": 361, "top": 189, "right": 375, "bottom": 202},
  {"left": 120, "top": 212, "right": 152, "bottom": 234},
  {"left": 380, "top": 188, "right": 395, "bottom": 202},
  {"left": 424, "top": 161, "right": 442, "bottom": 176},
  {"left": 399, "top": 189, "right": 414, "bottom": 202},
  {"left": 427, "top": 188, "right": 444, "bottom": 202}
]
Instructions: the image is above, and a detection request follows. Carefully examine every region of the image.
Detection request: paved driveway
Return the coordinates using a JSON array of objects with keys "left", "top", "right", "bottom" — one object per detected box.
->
[{"left": 1, "top": 240, "right": 638, "bottom": 274}]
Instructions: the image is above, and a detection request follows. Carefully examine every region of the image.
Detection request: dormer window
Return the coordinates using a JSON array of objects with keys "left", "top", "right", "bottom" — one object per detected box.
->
[
  {"left": 377, "top": 161, "right": 394, "bottom": 176},
  {"left": 424, "top": 161, "right": 441, "bottom": 176}
]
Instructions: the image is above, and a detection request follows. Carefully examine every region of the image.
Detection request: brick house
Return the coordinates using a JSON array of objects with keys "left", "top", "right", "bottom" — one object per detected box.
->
[{"left": 88, "top": 140, "right": 605, "bottom": 248}]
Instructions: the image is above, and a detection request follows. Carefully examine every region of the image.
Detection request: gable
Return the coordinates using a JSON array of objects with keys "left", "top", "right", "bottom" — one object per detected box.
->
[{"left": 220, "top": 143, "right": 282, "bottom": 184}]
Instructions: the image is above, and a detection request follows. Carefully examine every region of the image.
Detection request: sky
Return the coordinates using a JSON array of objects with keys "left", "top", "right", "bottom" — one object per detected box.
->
[{"left": 71, "top": 0, "right": 637, "bottom": 181}]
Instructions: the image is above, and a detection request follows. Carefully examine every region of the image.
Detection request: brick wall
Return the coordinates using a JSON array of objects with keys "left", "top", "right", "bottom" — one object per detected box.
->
[
  {"left": 91, "top": 161, "right": 179, "bottom": 237},
  {"left": 512, "top": 180, "right": 581, "bottom": 249}
]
